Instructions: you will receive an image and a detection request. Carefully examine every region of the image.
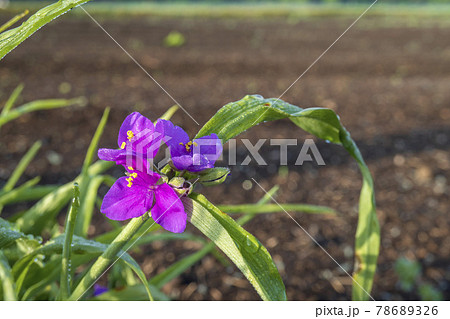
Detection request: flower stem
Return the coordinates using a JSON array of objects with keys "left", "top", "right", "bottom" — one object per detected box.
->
[
  {"left": 68, "top": 214, "right": 149, "bottom": 301},
  {"left": 59, "top": 183, "right": 80, "bottom": 300}
]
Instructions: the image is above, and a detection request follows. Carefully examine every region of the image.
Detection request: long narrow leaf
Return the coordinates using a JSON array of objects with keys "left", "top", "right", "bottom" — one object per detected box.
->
[
  {"left": 113, "top": 186, "right": 280, "bottom": 299},
  {"left": 75, "top": 108, "right": 110, "bottom": 236},
  {"left": 0, "top": 0, "right": 93, "bottom": 60},
  {"left": 0, "top": 177, "right": 40, "bottom": 206},
  {"left": 81, "top": 107, "right": 110, "bottom": 175},
  {"left": 0, "top": 10, "right": 29, "bottom": 33},
  {"left": 0, "top": 97, "right": 86, "bottom": 129},
  {"left": 59, "top": 184, "right": 80, "bottom": 300},
  {"left": 196, "top": 95, "right": 379, "bottom": 300},
  {"left": 219, "top": 203, "right": 336, "bottom": 215},
  {"left": 0, "top": 185, "right": 58, "bottom": 206},
  {"left": 69, "top": 217, "right": 153, "bottom": 301},
  {"left": 1, "top": 83, "right": 24, "bottom": 116},
  {"left": 75, "top": 176, "right": 104, "bottom": 237},
  {"left": 16, "top": 160, "right": 113, "bottom": 234},
  {"left": 12, "top": 235, "right": 151, "bottom": 300},
  {"left": 0, "top": 217, "right": 38, "bottom": 249},
  {"left": 184, "top": 193, "right": 286, "bottom": 301},
  {"left": 2, "top": 141, "right": 42, "bottom": 192},
  {"left": 0, "top": 251, "right": 17, "bottom": 301}
]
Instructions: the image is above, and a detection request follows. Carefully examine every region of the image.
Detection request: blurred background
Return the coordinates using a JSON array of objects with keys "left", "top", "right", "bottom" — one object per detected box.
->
[{"left": 1, "top": 0, "right": 449, "bottom": 300}]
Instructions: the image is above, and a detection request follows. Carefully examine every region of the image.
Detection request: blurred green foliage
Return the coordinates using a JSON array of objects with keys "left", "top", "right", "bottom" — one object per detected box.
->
[
  {"left": 163, "top": 31, "right": 186, "bottom": 48},
  {"left": 394, "top": 257, "right": 443, "bottom": 301}
]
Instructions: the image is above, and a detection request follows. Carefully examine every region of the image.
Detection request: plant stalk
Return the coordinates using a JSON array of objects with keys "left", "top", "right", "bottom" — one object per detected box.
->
[{"left": 68, "top": 215, "right": 148, "bottom": 301}]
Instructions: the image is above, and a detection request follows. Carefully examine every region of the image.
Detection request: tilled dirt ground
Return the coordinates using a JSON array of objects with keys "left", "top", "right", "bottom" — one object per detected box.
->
[{"left": 0, "top": 13, "right": 449, "bottom": 300}]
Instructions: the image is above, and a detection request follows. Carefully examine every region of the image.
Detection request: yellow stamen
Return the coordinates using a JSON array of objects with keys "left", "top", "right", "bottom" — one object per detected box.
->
[
  {"left": 126, "top": 177, "right": 133, "bottom": 187},
  {"left": 180, "top": 141, "right": 198, "bottom": 152},
  {"left": 127, "top": 130, "right": 134, "bottom": 140},
  {"left": 120, "top": 142, "right": 126, "bottom": 149},
  {"left": 125, "top": 170, "right": 138, "bottom": 187},
  {"left": 128, "top": 166, "right": 134, "bottom": 170}
]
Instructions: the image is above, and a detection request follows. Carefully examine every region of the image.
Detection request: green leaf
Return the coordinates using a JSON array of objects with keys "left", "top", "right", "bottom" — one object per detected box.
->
[
  {"left": 0, "top": 185, "right": 58, "bottom": 206},
  {"left": 13, "top": 234, "right": 151, "bottom": 301},
  {"left": 0, "top": 10, "right": 29, "bottom": 34},
  {"left": 15, "top": 160, "right": 113, "bottom": 235},
  {"left": 0, "top": 251, "right": 17, "bottom": 301},
  {"left": 69, "top": 217, "right": 153, "bottom": 301},
  {"left": 185, "top": 193, "right": 286, "bottom": 301},
  {"left": 103, "top": 186, "right": 280, "bottom": 300},
  {"left": 59, "top": 184, "right": 80, "bottom": 300},
  {"left": 81, "top": 108, "right": 110, "bottom": 176},
  {"left": 75, "top": 176, "right": 104, "bottom": 237},
  {"left": 198, "top": 167, "right": 230, "bottom": 186},
  {"left": 0, "top": 177, "right": 41, "bottom": 206},
  {"left": 75, "top": 107, "right": 110, "bottom": 236},
  {"left": 1, "top": 83, "right": 24, "bottom": 116},
  {"left": 21, "top": 255, "right": 91, "bottom": 301},
  {"left": 0, "top": 97, "right": 87, "bottom": 129},
  {"left": 0, "top": 217, "right": 40, "bottom": 250},
  {"left": 219, "top": 203, "right": 336, "bottom": 215},
  {"left": 196, "top": 95, "right": 379, "bottom": 300},
  {"left": 0, "top": 0, "right": 93, "bottom": 60},
  {"left": 2, "top": 141, "right": 42, "bottom": 193}
]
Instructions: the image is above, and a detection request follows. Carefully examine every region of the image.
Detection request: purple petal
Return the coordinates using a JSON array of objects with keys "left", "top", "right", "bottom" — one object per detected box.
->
[
  {"left": 93, "top": 284, "right": 108, "bottom": 296},
  {"left": 98, "top": 148, "right": 126, "bottom": 164},
  {"left": 101, "top": 176, "right": 154, "bottom": 221},
  {"left": 192, "top": 133, "right": 223, "bottom": 165},
  {"left": 151, "top": 183, "right": 186, "bottom": 233},
  {"left": 160, "top": 119, "right": 189, "bottom": 157},
  {"left": 171, "top": 154, "right": 193, "bottom": 171},
  {"left": 118, "top": 112, "right": 155, "bottom": 148},
  {"left": 172, "top": 154, "right": 212, "bottom": 172}
]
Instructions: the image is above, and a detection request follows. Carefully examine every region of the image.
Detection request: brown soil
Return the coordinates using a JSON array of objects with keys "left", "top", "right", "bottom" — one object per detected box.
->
[{"left": 0, "top": 13, "right": 449, "bottom": 300}]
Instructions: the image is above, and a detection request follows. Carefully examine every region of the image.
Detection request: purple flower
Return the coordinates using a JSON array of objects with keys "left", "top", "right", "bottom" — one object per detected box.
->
[
  {"left": 98, "top": 112, "right": 164, "bottom": 167},
  {"left": 93, "top": 284, "right": 108, "bottom": 296},
  {"left": 100, "top": 165, "right": 186, "bottom": 233},
  {"left": 160, "top": 119, "right": 222, "bottom": 173}
]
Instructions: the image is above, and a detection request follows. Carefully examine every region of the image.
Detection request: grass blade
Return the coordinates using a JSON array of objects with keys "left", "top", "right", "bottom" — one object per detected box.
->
[
  {"left": 2, "top": 141, "right": 42, "bottom": 193},
  {"left": 59, "top": 183, "right": 80, "bottom": 300},
  {"left": 219, "top": 203, "right": 336, "bottom": 215},
  {"left": 0, "top": 251, "right": 17, "bottom": 301},
  {"left": 0, "top": 10, "right": 29, "bottom": 33},
  {"left": 15, "top": 160, "right": 113, "bottom": 235},
  {"left": 1, "top": 83, "right": 24, "bottom": 116},
  {"left": 0, "top": 97, "right": 87, "bottom": 129},
  {"left": 75, "top": 176, "right": 104, "bottom": 237},
  {"left": 0, "top": 177, "right": 40, "bottom": 206},
  {"left": 75, "top": 108, "right": 110, "bottom": 236},
  {"left": 81, "top": 107, "right": 110, "bottom": 176},
  {"left": 0, "top": 185, "right": 58, "bottom": 206},
  {"left": 69, "top": 216, "right": 153, "bottom": 301},
  {"left": 185, "top": 192, "right": 286, "bottom": 301},
  {"left": 0, "top": 0, "right": 93, "bottom": 60}
]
